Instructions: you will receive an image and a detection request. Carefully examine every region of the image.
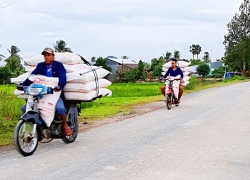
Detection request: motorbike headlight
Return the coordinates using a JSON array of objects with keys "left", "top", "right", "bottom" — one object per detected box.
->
[{"left": 28, "top": 88, "right": 39, "bottom": 95}]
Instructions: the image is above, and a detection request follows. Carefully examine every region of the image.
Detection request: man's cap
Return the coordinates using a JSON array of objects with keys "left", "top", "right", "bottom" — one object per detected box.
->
[{"left": 41, "top": 47, "right": 54, "bottom": 55}]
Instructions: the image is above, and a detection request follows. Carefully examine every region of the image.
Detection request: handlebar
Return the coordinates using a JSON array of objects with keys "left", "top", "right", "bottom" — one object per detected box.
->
[{"left": 17, "top": 84, "right": 55, "bottom": 96}]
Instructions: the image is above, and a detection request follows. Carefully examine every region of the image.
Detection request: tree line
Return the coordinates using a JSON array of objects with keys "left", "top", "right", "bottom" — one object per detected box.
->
[{"left": 0, "top": 39, "right": 210, "bottom": 83}]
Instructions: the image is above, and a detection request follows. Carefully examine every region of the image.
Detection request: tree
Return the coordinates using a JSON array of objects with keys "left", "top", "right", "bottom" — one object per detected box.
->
[
  {"left": 150, "top": 57, "right": 164, "bottom": 77},
  {"left": 163, "top": 51, "right": 172, "bottom": 61},
  {"left": 5, "top": 45, "right": 24, "bottom": 77},
  {"left": 224, "top": 0, "right": 250, "bottom": 76},
  {"left": 211, "top": 66, "right": 225, "bottom": 78},
  {"left": 121, "top": 55, "right": 129, "bottom": 59},
  {"left": 174, "top": 50, "right": 181, "bottom": 59},
  {"left": 195, "top": 45, "right": 202, "bottom": 60},
  {"left": 137, "top": 60, "right": 145, "bottom": 80},
  {"left": 0, "top": 66, "right": 11, "bottom": 84},
  {"left": 190, "top": 59, "right": 202, "bottom": 66},
  {"left": 54, "top": 40, "right": 73, "bottom": 52},
  {"left": 190, "top": 44, "right": 202, "bottom": 60},
  {"left": 196, "top": 63, "right": 210, "bottom": 79},
  {"left": 189, "top": 44, "right": 196, "bottom": 60},
  {"left": 94, "top": 57, "right": 112, "bottom": 72},
  {"left": 91, "top": 57, "right": 96, "bottom": 63},
  {"left": 203, "top": 52, "right": 210, "bottom": 62}
]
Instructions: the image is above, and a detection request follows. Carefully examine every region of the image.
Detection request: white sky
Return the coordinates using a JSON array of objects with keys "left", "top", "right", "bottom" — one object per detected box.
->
[{"left": 0, "top": 0, "right": 243, "bottom": 63}]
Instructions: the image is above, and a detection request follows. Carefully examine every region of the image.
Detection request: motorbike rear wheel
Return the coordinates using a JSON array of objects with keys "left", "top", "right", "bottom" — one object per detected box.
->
[
  {"left": 14, "top": 120, "right": 38, "bottom": 156},
  {"left": 166, "top": 93, "right": 172, "bottom": 110},
  {"left": 61, "top": 105, "right": 79, "bottom": 144}
]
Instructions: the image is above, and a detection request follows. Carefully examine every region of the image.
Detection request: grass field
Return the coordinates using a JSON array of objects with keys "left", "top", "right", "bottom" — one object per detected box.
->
[{"left": 0, "top": 76, "right": 247, "bottom": 146}]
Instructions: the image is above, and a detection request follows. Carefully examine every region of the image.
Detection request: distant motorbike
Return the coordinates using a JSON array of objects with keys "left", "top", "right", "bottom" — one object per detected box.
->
[
  {"left": 164, "top": 76, "right": 181, "bottom": 110},
  {"left": 14, "top": 84, "right": 79, "bottom": 156}
]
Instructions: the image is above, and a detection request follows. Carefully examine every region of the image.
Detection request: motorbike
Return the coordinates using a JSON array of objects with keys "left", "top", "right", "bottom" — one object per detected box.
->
[
  {"left": 14, "top": 84, "right": 79, "bottom": 156},
  {"left": 164, "top": 76, "right": 181, "bottom": 110}
]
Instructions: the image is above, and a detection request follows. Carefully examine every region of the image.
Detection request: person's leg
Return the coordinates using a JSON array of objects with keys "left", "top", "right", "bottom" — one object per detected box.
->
[
  {"left": 161, "top": 85, "right": 166, "bottom": 95},
  {"left": 21, "top": 104, "right": 26, "bottom": 114},
  {"left": 178, "top": 85, "right": 183, "bottom": 102},
  {"left": 56, "top": 98, "right": 72, "bottom": 136}
]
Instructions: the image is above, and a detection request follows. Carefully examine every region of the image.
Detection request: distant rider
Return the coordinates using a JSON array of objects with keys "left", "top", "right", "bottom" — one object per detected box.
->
[
  {"left": 160, "top": 58, "right": 184, "bottom": 103},
  {"left": 21, "top": 47, "right": 72, "bottom": 136}
]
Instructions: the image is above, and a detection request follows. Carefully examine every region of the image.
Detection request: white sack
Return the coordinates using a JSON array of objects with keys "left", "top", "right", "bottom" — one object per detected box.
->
[
  {"left": 64, "top": 88, "right": 112, "bottom": 101},
  {"left": 163, "top": 61, "right": 190, "bottom": 68},
  {"left": 28, "top": 91, "right": 61, "bottom": 127},
  {"left": 24, "top": 64, "right": 90, "bottom": 73},
  {"left": 24, "top": 52, "right": 84, "bottom": 66},
  {"left": 183, "top": 76, "right": 191, "bottom": 82},
  {"left": 63, "top": 64, "right": 90, "bottom": 72},
  {"left": 181, "top": 81, "right": 190, "bottom": 86},
  {"left": 25, "top": 65, "right": 36, "bottom": 72},
  {"left": 64, "top": 79, "right": 112, "bottom": 93},
  {"left": 14, "top": 89, "right": 28, "bottom": 99},
  {"left": 67, "top": 67, "right": 110, "bottom": 83},
  {"left": 165, "top": 79, "right": 180, "bottom": 99},
  {"left": 11, "top": 72, "right": 31, "bottom": 84},
  {"left": 28, "top": 75, "right": 59, "bottom": 87}
]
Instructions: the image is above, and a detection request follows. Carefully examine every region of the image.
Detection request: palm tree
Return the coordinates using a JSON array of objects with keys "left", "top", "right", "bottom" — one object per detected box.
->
[
  {"left": 54, "top": 40, "right": 73, "bottom": 52},
  {"left": 91, "top": 57, "right": 96, "bottom": 63},
  {"left": 163, "top": 51, "right": 172, "bottom": 62},
  {"left": 189, "top": 44, "right": 196, "bottom": 60},
  {"left": 203, "top": 52, "right": 210, "bottom": 62},
  {"left": 174, "top": 50, "right": 180, "bottom": 59},
  {"left": 7, "top": 45, "right": 20, "bottom": 55},
  {"left": 190, "top": 44, "right": 202, "bottom": 60},
  {"left": 121, "top": 55, "right": 129, "bottom": 59},
  {"left": 5, "top": 45, "right": 24, "bottom": 76},
  {"left": 195, "top": 45, "right": 202, "bottom": 60}
]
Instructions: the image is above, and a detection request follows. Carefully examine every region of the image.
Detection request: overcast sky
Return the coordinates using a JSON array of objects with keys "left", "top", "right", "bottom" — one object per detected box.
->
[{"left": 0, "top": 0, "right": 243, "bottom": 63}]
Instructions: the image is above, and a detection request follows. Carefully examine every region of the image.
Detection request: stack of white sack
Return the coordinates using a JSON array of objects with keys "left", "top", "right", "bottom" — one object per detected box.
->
[
  {"left": 161, "top": 61, "right": 191, "bottom": 86},
  {"left": 11, "top": 52, "right": 112, "bottom": 101}
]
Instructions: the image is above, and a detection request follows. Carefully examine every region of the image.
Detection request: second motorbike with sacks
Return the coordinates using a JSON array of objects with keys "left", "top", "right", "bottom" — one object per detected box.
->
[{"left": 164, "top": 75, "right": 181, "bottom": 110}]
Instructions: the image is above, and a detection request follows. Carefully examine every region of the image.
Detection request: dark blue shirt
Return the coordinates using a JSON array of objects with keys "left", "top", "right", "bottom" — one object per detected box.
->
[
  {"left": 163, "top": 67, "right": 184, "bottom": 79},
  {"left": 22, "top": 60, "right": 66, "bottom": 101}
]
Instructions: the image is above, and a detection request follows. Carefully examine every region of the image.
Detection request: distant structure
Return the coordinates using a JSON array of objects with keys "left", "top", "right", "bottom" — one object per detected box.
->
[
  {"left": 188, "top": 61, "right": 224, "bottom": 76},
  {"left": 106, "top": 56, "right": 138, "bottom": 74}
]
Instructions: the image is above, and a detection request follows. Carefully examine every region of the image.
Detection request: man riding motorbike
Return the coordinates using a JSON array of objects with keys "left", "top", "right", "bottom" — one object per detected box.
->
[
  {"left": 160, "top": 58, "right": 184, "bottom": 103},
  {"left": 20, "top": 47, "right": 72, "bottom": 136}
]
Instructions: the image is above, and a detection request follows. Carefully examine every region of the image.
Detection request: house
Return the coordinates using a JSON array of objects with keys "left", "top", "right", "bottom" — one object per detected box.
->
[
  {"left": 209, "top": 61, "right": 224, "bottom": 73},
  {"left": 106, "top": 56, "right": 138, "bottom": 74},
  {"left": 188, "top": 61, "right": 224, "bottom": 76}
]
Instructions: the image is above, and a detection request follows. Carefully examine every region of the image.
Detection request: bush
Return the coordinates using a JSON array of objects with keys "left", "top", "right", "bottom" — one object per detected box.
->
[
  {"left": 184, "top": 76, "right": 201, "bottom": 90},
  {"left": 223, "top": 75, "right": 246, "bottom": 82}
]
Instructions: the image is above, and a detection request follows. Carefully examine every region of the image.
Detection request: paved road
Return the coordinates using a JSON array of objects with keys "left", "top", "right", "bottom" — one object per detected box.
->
[{"left": 1, "top": 82, "right": 250, "bottom": 180}]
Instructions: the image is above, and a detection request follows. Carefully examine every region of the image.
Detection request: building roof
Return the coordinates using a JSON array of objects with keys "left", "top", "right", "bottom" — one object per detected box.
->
[
  {"left": 210, "top": 61, "right": 223, "bottom": 69},
  {"left": 107, "top": 57, "right": 137, "bottom": 65}
]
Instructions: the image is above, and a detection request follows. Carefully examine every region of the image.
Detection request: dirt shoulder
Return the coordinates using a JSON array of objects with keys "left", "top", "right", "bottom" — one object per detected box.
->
[
  {"left": 0, "top": 100, "right": 164, "bottom": 153},
  {"left": 78, "top": 100, "right": 163, "bottom": 132}
]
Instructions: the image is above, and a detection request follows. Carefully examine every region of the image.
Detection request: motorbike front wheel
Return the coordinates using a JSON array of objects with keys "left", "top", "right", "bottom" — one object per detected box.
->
[
  {"left": 14, "top": 120, "right": 38, "bottom": 156},
  {"left": 166, "top": 93, "right": 173, "bottom": 110}
]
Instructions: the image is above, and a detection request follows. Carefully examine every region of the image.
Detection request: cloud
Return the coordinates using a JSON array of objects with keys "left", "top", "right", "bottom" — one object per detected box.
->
[{"left": 0, "top": 0, "right": 243, "bottom": 62}]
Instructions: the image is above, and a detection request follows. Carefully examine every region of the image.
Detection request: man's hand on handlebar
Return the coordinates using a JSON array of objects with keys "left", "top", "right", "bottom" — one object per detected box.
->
[
  {"left": 54, "top": 86, "right": 61, "bottom": 92},
  {"left": 17, "top": 84, "right": 23, "bottom": 91}
]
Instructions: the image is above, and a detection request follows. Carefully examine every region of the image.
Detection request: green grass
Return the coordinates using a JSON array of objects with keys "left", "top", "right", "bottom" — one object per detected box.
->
[{"left": 0, "top": 85, "right": 24, "bottom": 145}]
